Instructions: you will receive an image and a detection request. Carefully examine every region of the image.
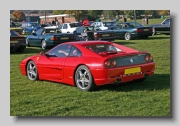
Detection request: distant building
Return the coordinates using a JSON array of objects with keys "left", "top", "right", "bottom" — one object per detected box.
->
[
  {"left": 25, "top": 13, "right": 41, "bottom": 23},
  {"left": 39, "top": 14, "right": 76, "bottom": 24}
]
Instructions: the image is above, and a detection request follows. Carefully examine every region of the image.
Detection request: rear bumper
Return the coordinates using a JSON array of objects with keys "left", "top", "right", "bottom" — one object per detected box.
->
[
  {"left": 90, "top": 62, "right": 155, "bottom": 86},
  {"left": 131, "top": 33, "right": 153, "bottom": 38},
  {"left": 10, "top": 44, "right": 27, "bottom": 51}
]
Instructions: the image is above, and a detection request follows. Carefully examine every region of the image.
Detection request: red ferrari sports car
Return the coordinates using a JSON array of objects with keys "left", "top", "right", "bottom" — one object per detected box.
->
[{"left": 20, "top": 41, "right": 155, "bottom": 91}]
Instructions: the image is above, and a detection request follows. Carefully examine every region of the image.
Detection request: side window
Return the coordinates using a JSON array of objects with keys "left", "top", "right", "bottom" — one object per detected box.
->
[
  {"left": 69, "top": 46, "right": 82, "bottom": 57},
  {"left": 77, "top": 27, "right": 84, "bottom": 33},
  {"left": 58, "top": 25, "right": 63, "bottom": 29},
  {"left": 35, "top": 28, "right": 43, "bottom": 35},
  {"left": 48, "top": 44, "right": 72, "bottom": 57},
  {"left": 63, "top": 24, "right": 67, "bottom": 29}
]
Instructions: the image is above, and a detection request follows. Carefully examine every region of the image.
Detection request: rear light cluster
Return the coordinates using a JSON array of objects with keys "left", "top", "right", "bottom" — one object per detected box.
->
[
  {"left": 94, "top": 34, "right": 101, "bottom": 38},
  {"left": 104, "top": 60, "right": 117, "bottom": 67},
  {"left": 136, "top": 29, "right": 143, "bottom": 33},
  {"left": 50, "top": 36, "right": 74, "bottom": 41},
  {"left": 94, "top": 33, "right": 114, "bottom": 38},
  {"left": 149, "top": 27, "right": 152, "bottom": 31},
  {"left": 144, "top": 55, "right": 153, "bottom": 62}
]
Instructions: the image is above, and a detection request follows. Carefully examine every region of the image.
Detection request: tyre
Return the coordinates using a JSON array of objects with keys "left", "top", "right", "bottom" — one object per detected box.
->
[
  {"left": 26, "top": 60, "right": 39, "bottom": 81},
  {"left": 41, "top": 40, "right": 47, "bottom": 49},
  {"left": 124, "top": 32, "right": 131, "bottom": 40},
  {"left": 75, "top": 65, "right": 97, "bottom": 91},
  {"left": 16, "top": 48, "right": 24, "bottom": 52}
]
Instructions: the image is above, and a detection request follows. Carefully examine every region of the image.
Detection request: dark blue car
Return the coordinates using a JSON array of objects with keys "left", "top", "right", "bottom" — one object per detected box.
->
[{"left": 22, "top": 22, "right": 41, "bottom": 35}]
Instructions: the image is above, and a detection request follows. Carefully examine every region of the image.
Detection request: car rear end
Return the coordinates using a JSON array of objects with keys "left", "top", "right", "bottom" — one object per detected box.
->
[
  {"left": 10, "top": 36, "right": 27, "bottom": 52},
  {"left": 49, "top": 33, "right": 76, "bottom": 46},
  {"left": 91, "top": 52, "right": 155, "bottom": 86},
  {"left": 94, "top": 31, "right": 116, "bottom": 40},
  {"left": 133, "top": 26, "right": 153, "bottom": 37}
]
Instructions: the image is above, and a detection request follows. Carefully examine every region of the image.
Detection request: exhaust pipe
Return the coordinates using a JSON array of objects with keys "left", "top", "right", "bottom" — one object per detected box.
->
[
  {"left": 144, "top": 74, "right": 149, "bottom": 78},
  {"left": 114, "top": 78, "right": 121, "bottom": 84}
]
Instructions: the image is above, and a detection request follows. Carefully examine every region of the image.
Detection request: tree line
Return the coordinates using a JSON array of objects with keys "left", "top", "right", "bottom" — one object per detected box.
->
[{"left": 11, "top": 10, "right": 170, "bottom": 21}]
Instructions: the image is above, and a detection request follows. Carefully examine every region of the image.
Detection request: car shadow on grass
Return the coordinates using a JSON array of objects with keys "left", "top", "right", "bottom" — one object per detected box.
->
[
  {"left": 10, "top": 47, "right": 50, "bottom": 55},
  {"left": 98, "top": 74, "right": 170, "bottom": 92}
]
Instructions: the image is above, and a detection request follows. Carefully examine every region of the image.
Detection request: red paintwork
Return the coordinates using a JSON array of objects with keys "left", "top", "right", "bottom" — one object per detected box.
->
[{"left": 20, "top": 41, "right": 155, "bottom": 87}]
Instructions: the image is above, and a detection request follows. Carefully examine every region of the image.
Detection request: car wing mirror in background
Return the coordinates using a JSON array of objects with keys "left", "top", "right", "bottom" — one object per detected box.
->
[{"left": 32, "top": 33, "right": 37, "bottom": 36}]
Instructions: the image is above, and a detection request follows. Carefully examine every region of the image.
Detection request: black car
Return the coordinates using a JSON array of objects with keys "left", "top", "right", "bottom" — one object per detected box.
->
[
  {"left": 73, "top": 26, "right": 116, "bottom": 41},
  {"left": 149, "top": 18, "right": 170, "bottom": 35},
  {"left": 10, "top": 30, "right": 27, "bottom": 52}
]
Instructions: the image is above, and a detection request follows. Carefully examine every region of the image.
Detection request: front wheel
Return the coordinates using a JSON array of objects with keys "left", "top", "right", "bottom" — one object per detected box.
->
[
  {"left": 26, "top": 61, "right": 39, "bottom": 81},
  {"left": 75, "top": 65, "right": 97, "bottom": 91},
  {"left": 41, "top": 40, "right": 47, "bottom": 49},
  {"left": 124, "top": 32, "right": 131, "bottom": 40}
]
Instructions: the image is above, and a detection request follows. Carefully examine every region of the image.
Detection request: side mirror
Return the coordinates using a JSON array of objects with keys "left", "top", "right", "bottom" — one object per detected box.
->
[
  {"left": 39, "top": 51, "right": 45, "bottom": 56},
  {"left": 32, "top": 33, "right": 36, "bottom": 36}
]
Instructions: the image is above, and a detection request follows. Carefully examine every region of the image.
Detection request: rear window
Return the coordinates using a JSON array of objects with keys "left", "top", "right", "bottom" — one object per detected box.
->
[
  {"left": 84, "top": 44, "right": 121, "bottom": 53},
  {"left": 70, "top": 23, "right": 81, "bottom": 28}
]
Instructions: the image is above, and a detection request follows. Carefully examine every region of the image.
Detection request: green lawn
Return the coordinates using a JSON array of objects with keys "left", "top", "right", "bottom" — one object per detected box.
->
[{"left": 10, "top": 34, "right": 170, "bottom": 116}]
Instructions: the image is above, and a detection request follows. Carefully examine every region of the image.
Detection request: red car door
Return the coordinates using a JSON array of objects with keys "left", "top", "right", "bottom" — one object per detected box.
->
[
  {"left": 37, "top": 44, "right": 72, "bottom": 81},
  {"left": 37, "top": 56, "right": 66, "bottom": 81}
]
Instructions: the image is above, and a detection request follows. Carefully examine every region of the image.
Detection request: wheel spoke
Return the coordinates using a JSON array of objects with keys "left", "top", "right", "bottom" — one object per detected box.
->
[{"left": 78, "top": 71, "right": 83, "bottom": 77}]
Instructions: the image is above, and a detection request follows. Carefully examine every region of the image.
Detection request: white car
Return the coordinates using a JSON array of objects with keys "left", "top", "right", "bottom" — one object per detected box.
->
[
  {"left": 59, "top": 22, "right": 81, "bottom": 33},
  {"left": 90, "top": 22, "right": 108, "bottom": 30}
]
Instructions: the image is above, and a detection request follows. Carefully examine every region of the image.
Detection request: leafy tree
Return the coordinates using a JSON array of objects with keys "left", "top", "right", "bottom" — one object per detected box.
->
[
  {"left": 12, "top": 10, "right": 25, "bottom": 21},
  {"left": 124, "top": 10, "right": 134, "bottom": 18},
  {"left": 158, "top": 10, "right": 170, "bottom": 15},
  {"left": 65, "top": 10, "right": 88, "bottom": 21},
  {"left": 87, "top": 10, "right": 103, "bottom": 20},
  {"left": 53, "top": 10, "right": 66, "bottom": 15}
]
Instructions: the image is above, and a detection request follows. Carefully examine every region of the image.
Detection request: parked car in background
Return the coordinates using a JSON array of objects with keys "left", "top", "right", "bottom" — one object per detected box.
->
[
  {"left": 58, "top": 22, "right": 82, "bottom": 33},
  {"left": 102, "top": 22, "right": 117, "bottom": 30},
  {"left": 113, "top": 22, "right": 153, "bottom": 40},
  {"left": 19, "top": 41, "right": 155, "bottom": 91},
  {"left": 10, "top": 30, "right": 27, "bottom": 52},
  {"left": 10, "top": 27, "right": 23, "bottom": 35},
  {"left": 91, "top": 22, "right": 108, "bottom": 30},
  {"left": 73, "top": 26, "right": 116, "bottom": 41},
  {"left": 82, "top": 20, "right": 94, "bottom": 26},
  {"left": 25, "top": 27, "right": 76, "bottom": 49},
  {"left": 22, "top": 22, "right": 41, "bottom": 35},
  {"left": 148, "top": 18, "right": 170, "bottom": 35}
]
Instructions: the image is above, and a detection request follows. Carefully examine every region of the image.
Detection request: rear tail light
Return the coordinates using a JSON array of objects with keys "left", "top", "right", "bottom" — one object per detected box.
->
[
  {"left": 94, "top": 33, "right": 101, "bottom": 38},
  {"left": 136, "top": 29, "right": 143, "bottom": 33},
  {"left": 145, "top": 55, "right": 149, "bottom": 62},
  {"left": 149, "top": 27, "right": 152, "bottom": 31},
  {"left": 70, "top": 36, "right": 74, "bottom": 40},
  {"left": 110, "top": 33, "right": 114, "bottom": 36},
  {"left": 149, "top": 55, "right": 153, "bottom": 61},
  {"left": 105, "top": 61, "right": 111, "bottom": 67},
  {"left": 112, "top": 60, "right": 117, "bottom": 67},
  {"left": 51, "top": 37, "right": 57, "bottom": 41},
  {"left": 145, "top": 55, "right": 153, "bottom": 62}
]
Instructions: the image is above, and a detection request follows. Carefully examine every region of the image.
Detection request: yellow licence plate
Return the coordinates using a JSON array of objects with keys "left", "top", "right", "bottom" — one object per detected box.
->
[
  {"left": 61, "top": 37, "right": 69, "bottom": 40},
  {"left": 144, "top": 29, "right": 149, "bottom": 31},
  {"left": 102, "top": 34, "right": 109, "bottom": 37},
  {"left": 124, "top": 67, "right": 141, "bottom": 74}
]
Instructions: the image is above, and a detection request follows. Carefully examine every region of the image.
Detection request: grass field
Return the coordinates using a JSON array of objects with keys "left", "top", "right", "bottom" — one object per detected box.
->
[{"left": 10, "top": 33, "right": 170, "bottom": 116}]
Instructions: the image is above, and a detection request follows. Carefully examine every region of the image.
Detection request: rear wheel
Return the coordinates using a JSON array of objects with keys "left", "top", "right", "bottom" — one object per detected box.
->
[
  {"left": 75, "top": 65, "right": 97, "bottom": 91},
  {"left": 41, "top": 40, "right": 47, "bottom": 49},
  {"left": 124, "top": 32, "right": 131, "bottom": 40},
  {"left": 26, "top": 61, "right": 38, "bottom": 81}
]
